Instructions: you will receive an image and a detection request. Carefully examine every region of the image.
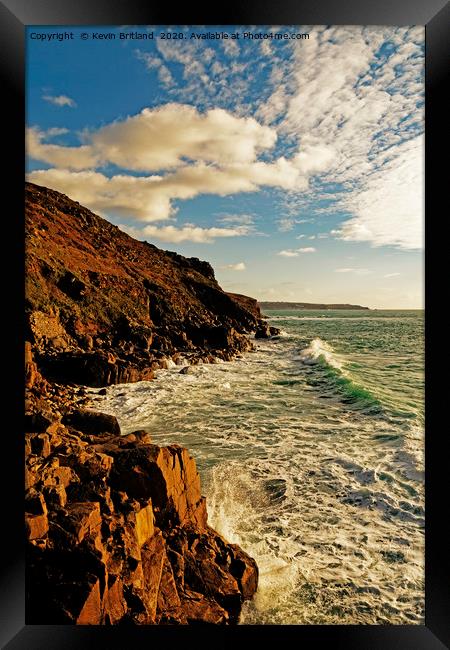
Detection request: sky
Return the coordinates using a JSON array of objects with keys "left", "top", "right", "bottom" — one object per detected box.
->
[{"left": 26, "top": 25, "right": 424, "bottom": 308}]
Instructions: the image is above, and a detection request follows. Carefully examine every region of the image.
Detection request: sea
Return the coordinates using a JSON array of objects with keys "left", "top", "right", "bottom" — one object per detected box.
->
[{"left": 96, "top": 309, "right": 425, "bottom": 625}]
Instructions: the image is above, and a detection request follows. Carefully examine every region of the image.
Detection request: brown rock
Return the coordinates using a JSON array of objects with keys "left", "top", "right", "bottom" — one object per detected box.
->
[
  {"left": 62, "top": 410, "right": 121, "bottom": 436},
  {"left": 43, "top": 484, "right": 67, "bottom": 509},
  {"left": 138, "top": 531, "right": 166, "bottom": 622},
  {"left": 132, "top": 502, "right": 155, "bottom": 548},
  {"left": 64, "top": 502, "right": 102, "bottom": 544},
  {"left": 229, "top": 544, "right": 259, "bottom": 600},
  {"left": 156, "top": 553, "right": 181, "bottom": 616},
  {"left": 25, "top": 512, "right": 49, "bottom": 540},
  {"left": 180, "top": 592, "right": 229, "bottom": 624},
  {"left": 25, "top": 488, "right": 47, "bottom": 515},
  {"left": 103, "top": 575, "right": 127, "bottom": 624},
  {"left": 76, "top": 576, "right": 102, "bottom": 625},
  {"left": 27, "top": 432, "right": 51, "bottom": 457}
]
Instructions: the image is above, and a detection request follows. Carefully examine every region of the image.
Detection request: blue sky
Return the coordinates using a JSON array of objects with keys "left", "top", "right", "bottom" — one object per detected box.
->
[{"left": 26, "top": 25, "right": 424, "bottom": 308}]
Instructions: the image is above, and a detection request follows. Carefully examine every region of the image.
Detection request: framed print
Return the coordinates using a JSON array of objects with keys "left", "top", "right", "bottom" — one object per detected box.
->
[{"left": 0, "top": 0, "right": 448, "bottom": 647}]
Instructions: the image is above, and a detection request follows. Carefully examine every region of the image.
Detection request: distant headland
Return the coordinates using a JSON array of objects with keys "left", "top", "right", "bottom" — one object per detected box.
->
[{"left": 258, "top": 302, "right": 370, "bottom": 311}]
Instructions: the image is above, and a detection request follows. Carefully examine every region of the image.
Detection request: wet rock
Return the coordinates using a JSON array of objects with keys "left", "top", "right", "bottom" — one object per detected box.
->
[
  {"left": 229, "top": 544, "right": 259, "bottom": 599},
  {"left": 255, "top": 322, "right": 281, "bottom": 339},
  {"left": 62, "top": 410, "right": 121, "bottom": 436}
]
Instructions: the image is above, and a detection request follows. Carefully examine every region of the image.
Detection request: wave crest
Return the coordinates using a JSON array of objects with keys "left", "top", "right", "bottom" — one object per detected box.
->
[{"left": 298, "top": 338, "right": 381, "bottom": 411}]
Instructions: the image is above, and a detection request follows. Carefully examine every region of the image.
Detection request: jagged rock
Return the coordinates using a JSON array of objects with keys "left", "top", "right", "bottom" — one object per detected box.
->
[
  {"left": 103, "top": 575, "right": 127, "bottom": 624},
  {"left": 25, "top": 512, "right": 49, "bottom": 540},
  {"left": 229, "top": 544, "right": 259, "bottom": 599},
  {"left": 255, "top": 322, "right": 281, "bottom": 339},
  {"left": 43, "top": 484, "right": 67, "bottom": 509},
  {"left": 25, "top": 420, "right": 258, "bottom": 625},
  {"left": 75, "top": 576, "right": 103, "bottom": 625},
  {"left": 137, "top": 531, "right": 167, "bottom": 622},
  {"left": 64, "top": 502, "right": 102, "bottom": 544},
  {"left": 132, "top": 502, "right": 155, "bottom": 548},
  {"left": 27, "top": 432, "right": 51, "bottom": 456},
  {"left": 179, "top": 593, "right": 229, "bottom": 624},
  {"left": 62, "top": 410, "right": 121, "bottom": 436}
]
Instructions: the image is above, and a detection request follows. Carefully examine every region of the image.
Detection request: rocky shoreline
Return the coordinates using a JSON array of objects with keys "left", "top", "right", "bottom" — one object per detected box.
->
[{"left": 25, "top": 182, "right": 280, "bottom": 625}]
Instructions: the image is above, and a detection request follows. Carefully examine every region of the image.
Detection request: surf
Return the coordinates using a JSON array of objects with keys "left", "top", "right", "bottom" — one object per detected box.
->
[{"left": 297, "top": 338, "right": 383, "bottom": 412}]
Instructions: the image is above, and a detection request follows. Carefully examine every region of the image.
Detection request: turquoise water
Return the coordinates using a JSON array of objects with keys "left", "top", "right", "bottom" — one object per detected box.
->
[{"left": 97, "top": 309, "right": 424, "bottom": 624}]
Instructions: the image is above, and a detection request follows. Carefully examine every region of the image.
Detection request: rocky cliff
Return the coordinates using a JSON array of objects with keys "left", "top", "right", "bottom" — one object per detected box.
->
[
  {"left": 25, "top": 403, "right": 258, "bottom": 624},
  {"left": 25, "top": 182, "right": 274, "bottom": 389},
  {"left": 24, "top": 182, "right": 265, "bottom": 625}
]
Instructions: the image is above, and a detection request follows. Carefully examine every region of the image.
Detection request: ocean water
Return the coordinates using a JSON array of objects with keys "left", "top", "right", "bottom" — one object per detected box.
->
[{"left": 96, "top": 309, "right": 425, "bottom": 625}]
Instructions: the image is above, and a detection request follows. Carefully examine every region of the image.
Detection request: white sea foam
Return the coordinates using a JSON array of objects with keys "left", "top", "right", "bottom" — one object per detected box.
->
[{"left": 298, "top": 337, "right": 343, "bottom": 370}]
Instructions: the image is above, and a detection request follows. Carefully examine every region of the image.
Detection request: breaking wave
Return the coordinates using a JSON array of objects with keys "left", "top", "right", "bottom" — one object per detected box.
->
[{"left": 297, "top": 338, "right": 382, "bottom": 412}]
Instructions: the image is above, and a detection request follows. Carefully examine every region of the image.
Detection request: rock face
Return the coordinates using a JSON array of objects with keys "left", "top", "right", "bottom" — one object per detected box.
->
[
  {"left": 25, "top": 414, "right": 258, "bottom": 625},
  {"left": 25, "top": 182, "right": 272, "bottom": 387}
]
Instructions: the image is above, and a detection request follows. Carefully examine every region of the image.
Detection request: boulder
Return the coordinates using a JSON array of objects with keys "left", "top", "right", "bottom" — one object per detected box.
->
[
  {"left": 62, "top": 410, "right": 121, "bottom": 436},
  {"left": 255, "top": 322, "right": 281, "bottom": 339}
]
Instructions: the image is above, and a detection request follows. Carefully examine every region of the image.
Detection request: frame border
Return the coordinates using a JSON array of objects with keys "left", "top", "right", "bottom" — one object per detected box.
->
[{"left": 1, "top": 0, "right": 448, "bottom": 647}]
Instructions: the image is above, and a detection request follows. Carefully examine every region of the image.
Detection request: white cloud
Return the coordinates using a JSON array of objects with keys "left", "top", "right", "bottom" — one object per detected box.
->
[
  {"left": 30, "top": 27, "right": 424, "bottom": 255},
  {"left": 222, "top": 39, "right": 240, "bottom": 58},
  {"left": 220, "top": 262, "right": 246, "bottom": 271},
  {"left": 119, "top": 223, "right": 250, "bottom": 244},
  {"left": 335, "top": 267, "right": 371, "bottom": 275},
  {"left": 27, "top": 161, "right": 310, "bottom": 223},
  {"left": 336, "top": 135, "right": 424, "bottom": 250},
  {"left": 42, "top": 94, "right": 76, "bottom": 107},
  {"left": 27, "top": 104, "right": 336, "bottom": 222},
  {"left": 260, "top": 26, "right": 424, "bottom": 250},
  {"left": 218, "top": 213, "right": 255, "bottom": 226},
  {"left": 277, "top": 247, "right": 316, "bottom": 257},
  {"left": 384, "top": 272, "right": 401, "bottom": 278},
  {"left": 44, "top": 127, "right": 69, "bottom": 137},
  {"left": 27, "top": 128, "right": 100, "bottom": 170},
  {"left": 134, "top": 50, "right": 175, "bottom": 88},
  {"left": 28, "top": 104, "right": 277, "bottom": 172}
]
